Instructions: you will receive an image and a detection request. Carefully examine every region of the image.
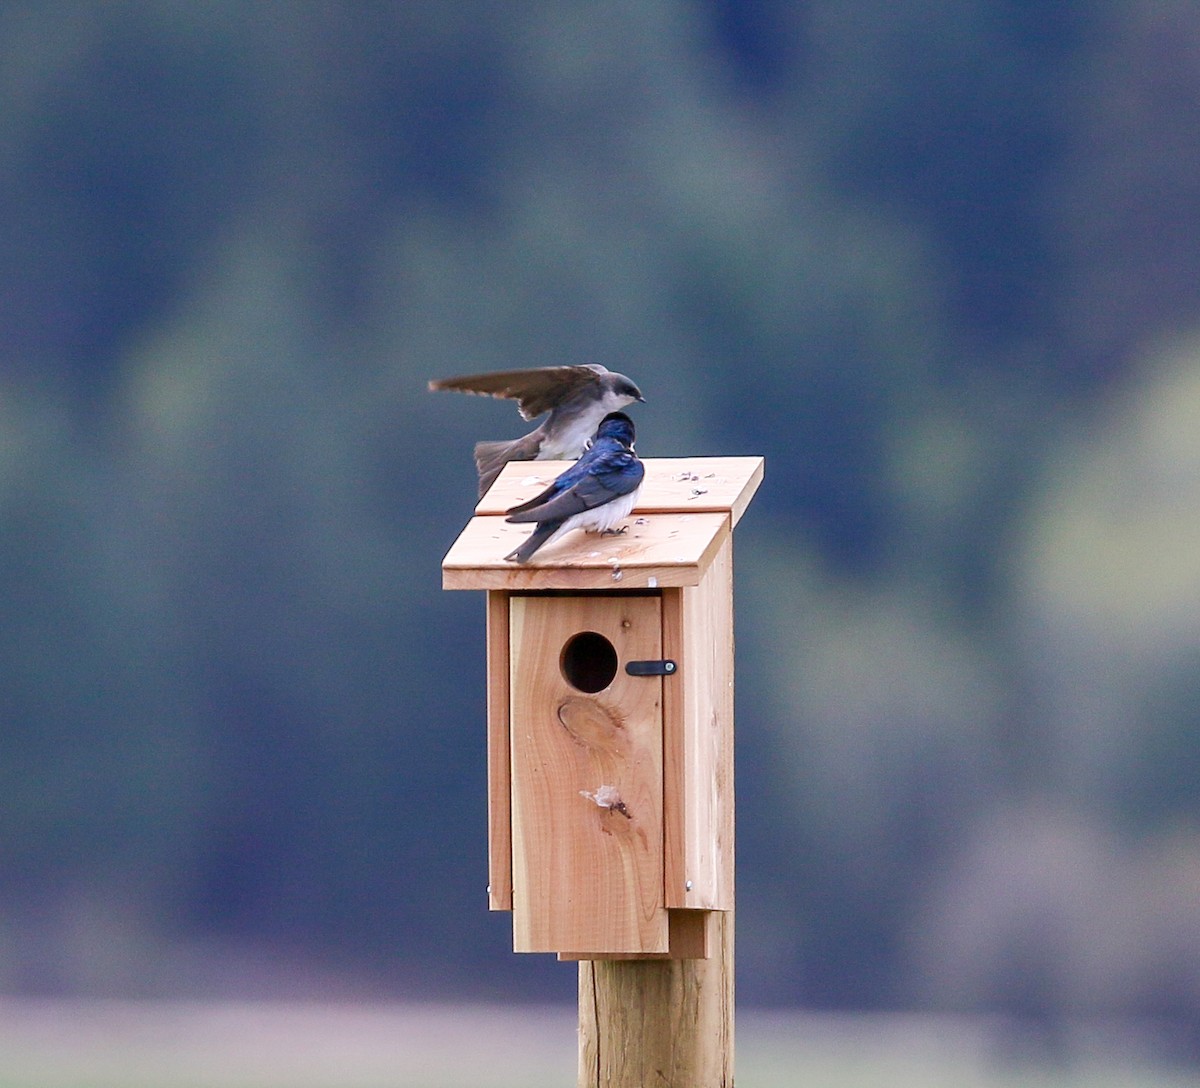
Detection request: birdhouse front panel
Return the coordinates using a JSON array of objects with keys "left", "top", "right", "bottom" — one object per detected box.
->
[{"left": 508, "top": 593, "right": 669, "bottom": 955}]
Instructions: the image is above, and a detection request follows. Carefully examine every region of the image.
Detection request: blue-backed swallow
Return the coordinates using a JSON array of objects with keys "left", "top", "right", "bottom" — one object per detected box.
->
[{"left": 502, "top": 411, "right": 644, "bottom": 564}]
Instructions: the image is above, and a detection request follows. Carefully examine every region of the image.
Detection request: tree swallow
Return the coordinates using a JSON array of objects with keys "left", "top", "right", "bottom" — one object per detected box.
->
[
  {"left": 428, "top": 364, "right": 644, "bottom": 496},
  {"left": 502, "top": 411, "right": 644, "bottom": 564}
]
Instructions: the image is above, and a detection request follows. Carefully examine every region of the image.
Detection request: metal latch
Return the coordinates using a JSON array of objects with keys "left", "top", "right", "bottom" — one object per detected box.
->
[{"left": 625, "top": 659, "right": 677, "bottom": 677}]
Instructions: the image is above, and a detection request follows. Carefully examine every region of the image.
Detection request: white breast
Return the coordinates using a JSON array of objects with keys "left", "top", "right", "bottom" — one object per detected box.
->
[
  {"left": 539, "top": 412, "right": 602, "bottom": 459},
  {"left": 538, "top": 389, "right": 640, "bottom": 461},
  {"left": 571, "top": 484, "right": 642, "bottom": 534}
]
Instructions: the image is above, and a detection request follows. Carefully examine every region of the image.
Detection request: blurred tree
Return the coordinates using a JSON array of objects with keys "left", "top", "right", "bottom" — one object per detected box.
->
[{"left": 1, "top": 0, "right": 1200, "bottom": 1034}]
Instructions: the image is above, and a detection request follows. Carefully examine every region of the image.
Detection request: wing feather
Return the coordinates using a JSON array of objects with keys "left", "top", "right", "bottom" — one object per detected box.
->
[
  {"left": 428, "top": 365, "right": 607, "bottom": 420},
  {"left": 504, "top": 453, "right": 642, "bottom": 523}
]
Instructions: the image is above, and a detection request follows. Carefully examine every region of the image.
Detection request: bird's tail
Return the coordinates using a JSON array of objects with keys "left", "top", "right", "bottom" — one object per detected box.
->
[
  {"left": 504, "top": 521, "right": 557, "bottom": 564},
  {"left": 474, "top": 432, "right": 543, "bottom": 497}
]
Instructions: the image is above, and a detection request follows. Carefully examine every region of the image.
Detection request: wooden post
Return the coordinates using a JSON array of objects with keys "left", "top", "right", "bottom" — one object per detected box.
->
[
  {"left": 579, "top": 910, "right": 734, "bottom": 1087},
  {"left": 442, "top": 456, "right": 761, "bottom": 1088}
]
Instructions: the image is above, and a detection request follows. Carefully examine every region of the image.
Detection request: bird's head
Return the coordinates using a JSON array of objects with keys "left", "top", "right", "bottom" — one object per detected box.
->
[
  {"left": 600, "top": 369, "right": 645, "bottom": 408},
  {"left": 596, "top": 411, "right": 637, "bottom": 447}
]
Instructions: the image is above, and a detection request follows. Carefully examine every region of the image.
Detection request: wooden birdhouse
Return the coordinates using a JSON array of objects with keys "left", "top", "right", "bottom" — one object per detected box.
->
[{"left": 442, "top": 456, "right": 763, "bottom": 960}]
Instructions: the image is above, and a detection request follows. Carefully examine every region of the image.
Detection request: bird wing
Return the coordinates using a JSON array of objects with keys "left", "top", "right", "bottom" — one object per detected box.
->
[
  {"left": 505, "top": 448, "right": 643, "bottom": 523},
  {"left": 427, "top": 365, "right": 607, "bottom": 421},
  {"left": 502, "top": 476, "right": 568, "bottom": 518},
  {"left": 502, "top": 451, "right": 594, "bottom": 516}
]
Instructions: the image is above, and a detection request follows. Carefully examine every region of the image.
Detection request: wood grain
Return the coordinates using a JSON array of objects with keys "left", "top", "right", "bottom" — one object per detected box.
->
[
  {"left": 485, "top": 591, "right": 513, "bottom": 910},
  {"left": 557, "top": 909, "right": 714, "bottom": 961},
  {"left": 442, "top": 511, "right": 730, "bottom": 590},
  {"left": 475, "top": 455, "right": 764, "bottom": 526},
  {"left": 663, "top": 534, "right": 735, "bottom": 910},
  {"left": 578, "top": 910, "right": 734, "bottom": 1087},
  {"left": 509, "top": 595, "right": 669, "bottom": 954},
  {"left": 444, "top": 455, "right": 763, "bottom": 592}
]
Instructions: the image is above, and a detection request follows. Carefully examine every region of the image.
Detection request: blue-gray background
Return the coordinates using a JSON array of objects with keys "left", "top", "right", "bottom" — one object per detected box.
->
[{"left": 4, "top": 0, "right": 1200, "bottom": 1055}]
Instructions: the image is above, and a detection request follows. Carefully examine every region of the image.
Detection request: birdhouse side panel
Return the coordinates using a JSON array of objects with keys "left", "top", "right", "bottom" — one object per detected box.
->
[
  {"left": 486, "top": 591, "right": 513, "bottom": 911},
  {"left": 508, "top": 594, "right": 669, "bottom": 954},
  {"left": 663, "top": 534, "right": 735, "bottom": 910}
]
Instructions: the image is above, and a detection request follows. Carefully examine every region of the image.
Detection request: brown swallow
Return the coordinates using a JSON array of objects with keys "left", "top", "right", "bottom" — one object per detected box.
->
[{"left": 428, "top": 364, "right": 644, "bottom": 496}]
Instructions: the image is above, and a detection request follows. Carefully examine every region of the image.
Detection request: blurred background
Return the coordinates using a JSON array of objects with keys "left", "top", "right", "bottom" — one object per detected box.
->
[{"left": 3, "top": 0, "right": 1200, "bottom": 1081}]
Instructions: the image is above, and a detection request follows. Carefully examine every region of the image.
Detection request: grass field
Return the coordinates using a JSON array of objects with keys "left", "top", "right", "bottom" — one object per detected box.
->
[{"left": 0, "top": 999, "right": 1192, "bottom": 1088}]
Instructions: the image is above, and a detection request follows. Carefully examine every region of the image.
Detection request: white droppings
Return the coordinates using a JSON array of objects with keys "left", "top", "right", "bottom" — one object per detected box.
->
[{"left": 579, "top": 785, "right": 627, "bottom": 815}]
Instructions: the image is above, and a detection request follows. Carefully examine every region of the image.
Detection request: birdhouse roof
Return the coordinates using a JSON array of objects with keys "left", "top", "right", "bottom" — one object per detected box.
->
[{"left": 441, "top": 456, "right": 764, "bottom": 590}]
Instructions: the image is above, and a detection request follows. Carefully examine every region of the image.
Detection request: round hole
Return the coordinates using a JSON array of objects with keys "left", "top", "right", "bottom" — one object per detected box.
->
[{"left": 560, "top": 631, "right": 619, "bottom": 693}]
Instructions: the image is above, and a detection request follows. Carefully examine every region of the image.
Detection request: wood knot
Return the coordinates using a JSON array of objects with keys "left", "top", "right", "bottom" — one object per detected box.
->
[{"left": 556, "top": 696, "right": 625, "bottom": 750}]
